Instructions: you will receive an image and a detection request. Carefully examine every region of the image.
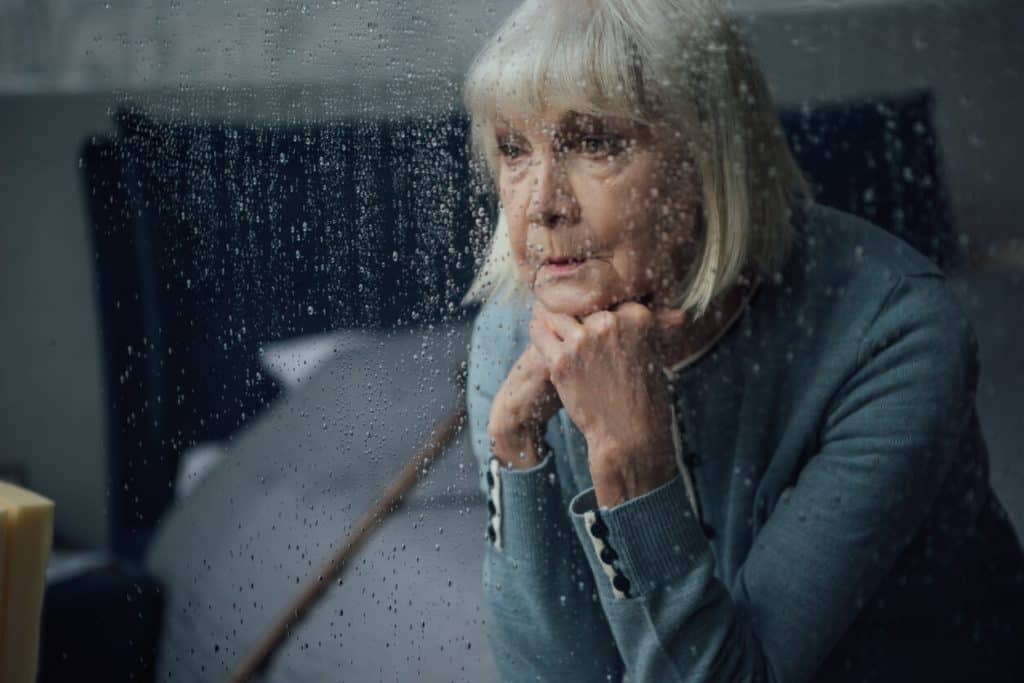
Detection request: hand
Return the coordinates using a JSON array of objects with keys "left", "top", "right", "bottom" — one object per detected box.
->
[
  {"left": 487, "top": 343, "right": 563, "bottom": 469},
  {"left": 529, "top": 298, "right": 686, "bottom": 507}
]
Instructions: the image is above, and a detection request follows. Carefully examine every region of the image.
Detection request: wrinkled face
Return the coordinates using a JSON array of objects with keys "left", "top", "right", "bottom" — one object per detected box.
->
[{"left": 494, "top": 109, "right": 702, "bottom": 317}]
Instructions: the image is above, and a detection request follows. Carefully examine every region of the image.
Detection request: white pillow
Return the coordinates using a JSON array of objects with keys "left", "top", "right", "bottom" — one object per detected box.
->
[
  {"left": 146, "top": 322, "right": 495, "bottom": 682},
  {"left": 259, "top": 330, "right": 374, "bottom": 390},
  {"left": 173, "top": 330, "right": 377, "bottom": 501},
  {"left": 175, "top": 443, "right": 226, "bottom": 500}
]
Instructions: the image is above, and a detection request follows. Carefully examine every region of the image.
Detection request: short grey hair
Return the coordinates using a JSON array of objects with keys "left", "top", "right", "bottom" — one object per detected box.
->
[{"left": 461, "top": 0, "right": 808, "bottom": 317}]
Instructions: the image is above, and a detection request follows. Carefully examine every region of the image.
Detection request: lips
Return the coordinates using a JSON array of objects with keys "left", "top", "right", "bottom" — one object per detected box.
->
[{"left": 540, "top": 257, "right": 588, "bottom": 276}]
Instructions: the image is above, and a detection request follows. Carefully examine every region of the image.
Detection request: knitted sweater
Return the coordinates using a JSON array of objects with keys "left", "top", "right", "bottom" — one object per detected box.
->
[{"left": 466, "top": 202, "right": 1024, "bottom": 682}]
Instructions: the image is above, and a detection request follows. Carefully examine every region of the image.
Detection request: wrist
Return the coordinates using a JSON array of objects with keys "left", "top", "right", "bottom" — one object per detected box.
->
[
  {"left": 488, "top": 423, "right": 549, "bottom": 470},
  {"left": 588, "top": 440, "right": 677, "bottom": 509}
]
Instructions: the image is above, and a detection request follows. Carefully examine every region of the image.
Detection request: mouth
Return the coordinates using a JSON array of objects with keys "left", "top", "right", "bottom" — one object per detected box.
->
[{"left": 540, "top": 257, "right": 589, "bottom": 276}]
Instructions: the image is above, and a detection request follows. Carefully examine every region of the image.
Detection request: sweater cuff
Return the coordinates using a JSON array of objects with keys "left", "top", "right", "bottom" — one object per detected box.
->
[
  {"left": 487, "top": 453, "right": 567, "bottom": 564},
  {"left": 568, "top": 474, "right": 711, "bottom": 598}
]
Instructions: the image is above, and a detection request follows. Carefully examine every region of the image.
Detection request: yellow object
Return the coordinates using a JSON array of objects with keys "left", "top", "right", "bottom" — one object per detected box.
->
[{"left": 0, "top": 481, "right": 55, "bottom": 683}]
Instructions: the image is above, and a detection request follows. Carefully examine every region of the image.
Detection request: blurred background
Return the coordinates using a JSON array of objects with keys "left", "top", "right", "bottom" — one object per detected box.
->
[{"left": 1, "top": 0, "right": 1022, "bottom": 680}]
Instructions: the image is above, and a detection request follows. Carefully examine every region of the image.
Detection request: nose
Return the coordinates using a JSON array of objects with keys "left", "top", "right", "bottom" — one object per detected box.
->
[{"left": 527, "top": 155, "right": 580, "bottom": 228}]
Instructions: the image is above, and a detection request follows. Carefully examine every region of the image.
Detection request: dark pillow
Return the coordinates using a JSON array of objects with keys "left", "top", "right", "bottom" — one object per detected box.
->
[
  {"left": 84, "top": 109, "right": 486, "bottom": 558},
  {"left": 780, "top": 90, "right": 958, "bottom": 271}
]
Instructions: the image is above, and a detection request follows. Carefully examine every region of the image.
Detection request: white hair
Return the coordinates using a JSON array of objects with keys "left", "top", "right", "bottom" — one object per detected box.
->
[{"left": 461, "top": 0, "right": 808, "bottom": 317}]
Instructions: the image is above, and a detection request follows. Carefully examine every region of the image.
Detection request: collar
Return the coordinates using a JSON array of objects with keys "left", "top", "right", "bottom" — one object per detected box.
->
[{"left": 663, "top": 274, "right": 762, "bottom": 379}]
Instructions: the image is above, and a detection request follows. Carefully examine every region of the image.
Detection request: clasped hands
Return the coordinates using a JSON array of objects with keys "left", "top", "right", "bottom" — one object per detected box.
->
[{"left": 487, "top": 297, "right": 686, "bottom": 508}]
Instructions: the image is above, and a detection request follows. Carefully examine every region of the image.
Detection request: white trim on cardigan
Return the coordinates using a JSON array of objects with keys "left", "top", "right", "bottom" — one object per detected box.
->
[{"left": 489, "top": 457, "right": 503, "bottom": 551}]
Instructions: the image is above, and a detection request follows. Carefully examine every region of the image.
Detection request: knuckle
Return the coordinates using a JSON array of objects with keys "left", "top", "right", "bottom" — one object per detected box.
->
[
  {"left": 568, "top": 327, "right": 587, "bottom": 347},
  {"left": 624, "top": 302, "right": 653, "bottom": 322},
  {"left": 586, "top": 311, "right": 617, "bottom": 337},
  {"left": 618, "top": 304, "right": 653, "bottom": 334}
]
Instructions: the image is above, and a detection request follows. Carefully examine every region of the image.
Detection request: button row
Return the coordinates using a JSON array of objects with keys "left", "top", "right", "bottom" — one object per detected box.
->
[
  {"left": 583, "top": 510, "right": 631, "bottom": 599},
  {"left": 486, "top": 457, "right": 503, "bottom": 551}
]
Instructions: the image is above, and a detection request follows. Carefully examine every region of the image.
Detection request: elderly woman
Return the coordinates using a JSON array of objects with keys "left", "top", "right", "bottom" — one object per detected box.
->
[{"left": 462, "top": 1, "right": 1023, "bottom": 681}]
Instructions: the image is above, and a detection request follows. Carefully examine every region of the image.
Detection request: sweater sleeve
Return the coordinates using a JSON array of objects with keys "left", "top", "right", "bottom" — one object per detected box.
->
[
  {"left": 564, "top": 272, "right": 979, "bottom": 682},
  {"left": 467, "top": 301, "right": 623, "bottom": 681}
]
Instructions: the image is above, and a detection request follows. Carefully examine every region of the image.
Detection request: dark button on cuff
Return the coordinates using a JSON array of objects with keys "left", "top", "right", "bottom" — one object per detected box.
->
[
  {"left": 599, "top": 546, "right": 618, "bottom": 565},
  {"left": 486, "top": 524, "right": 496, "bottom": 542},
  {"left": 487, "top": 500, "right": 496, "bottom": 515},
  {"left": 612, "top": 574, "right": 631, "bottom": 595},
  {"left": 485, "top": 470, "right": 494, "bottom": 487},
  {"left": 589, "top": 516, "right": 609, "bottom": 540}
]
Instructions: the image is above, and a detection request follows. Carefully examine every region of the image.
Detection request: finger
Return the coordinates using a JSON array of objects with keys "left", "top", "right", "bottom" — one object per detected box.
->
[
  {"left": 512, "top": 343, "right": 546, "bottom": 380},
  {"left": 534, "top": 303, "right": 584, "bottom": 343},
  {"left": 611, "top": 301, "right": 655, "bottom": 331},
  {"left": 528, "top": 317, "right": 562, "bottom": 365},
  {"left": 581, "top": 310, "right": 617, "bottom": 340}
]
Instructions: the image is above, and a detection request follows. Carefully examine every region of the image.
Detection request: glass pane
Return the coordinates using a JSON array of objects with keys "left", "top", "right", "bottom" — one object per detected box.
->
[{"left": 2, "top": 1, "right": 1020, "bottom": 680}]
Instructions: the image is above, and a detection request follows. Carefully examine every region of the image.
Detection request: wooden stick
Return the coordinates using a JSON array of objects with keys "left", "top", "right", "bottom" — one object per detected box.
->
[{"left": 229, "top": 374, "right": 468, "bottom": 682}]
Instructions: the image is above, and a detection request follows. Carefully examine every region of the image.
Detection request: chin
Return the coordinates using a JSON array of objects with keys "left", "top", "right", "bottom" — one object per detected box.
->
[{"left": 534, "top": 282, "right": 619, "bottom": 317}]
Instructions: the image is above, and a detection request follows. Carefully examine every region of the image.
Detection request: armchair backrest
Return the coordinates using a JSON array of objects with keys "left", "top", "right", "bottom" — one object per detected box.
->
[{"left": 81, "top": 90, "right": 957, "bottom": 561}]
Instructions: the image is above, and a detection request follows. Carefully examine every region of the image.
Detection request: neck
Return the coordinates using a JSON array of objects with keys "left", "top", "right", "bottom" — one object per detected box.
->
[{"left": 663, "top": 275, "right": 757, "bottom": 369}]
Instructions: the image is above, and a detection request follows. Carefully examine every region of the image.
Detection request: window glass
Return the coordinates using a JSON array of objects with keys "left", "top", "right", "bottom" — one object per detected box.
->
[{"left": 3, "top": 1, "right": 1021, "bottom": 680}]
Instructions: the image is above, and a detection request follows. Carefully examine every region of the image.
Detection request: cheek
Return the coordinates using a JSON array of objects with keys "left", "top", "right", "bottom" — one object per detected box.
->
[
  {"left": 499, "top": 185, "right": 532, "bottom": 271},
  {"left": 609, "top": 191, "right": 690, "bottom": 285},
  {"left": 615, "top": 193, "right": 665, "bottom": 253}
]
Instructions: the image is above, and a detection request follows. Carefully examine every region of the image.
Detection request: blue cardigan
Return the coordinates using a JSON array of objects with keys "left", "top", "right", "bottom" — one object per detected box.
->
[{"left": 467, "top": 203, "right": 1024, "bottom": 681}]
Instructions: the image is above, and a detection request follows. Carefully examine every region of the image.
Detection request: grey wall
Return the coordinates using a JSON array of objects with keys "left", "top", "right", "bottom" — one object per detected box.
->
[
  {"left": 741, "top": 0, "right": 1024, "bottom": 255},
  {"left": 1, "top": 0, "right": 1022, "bottom": 549},
  {"left": 0, "top": 95, "right": 114, "bottom": 547}
]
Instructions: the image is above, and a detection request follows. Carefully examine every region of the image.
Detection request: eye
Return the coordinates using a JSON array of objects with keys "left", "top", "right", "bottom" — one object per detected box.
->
[
  {"left": 578, "top": 134, "right": 627, "bottom": 157},
  {"left": 497, "top": 139, "right": 530, "bottom": 168}
]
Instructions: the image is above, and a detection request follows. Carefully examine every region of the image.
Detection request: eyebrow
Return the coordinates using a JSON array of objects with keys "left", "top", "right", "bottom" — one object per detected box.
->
[{"left": 492, "top": 113, "right": 650, "bottom": 147}]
